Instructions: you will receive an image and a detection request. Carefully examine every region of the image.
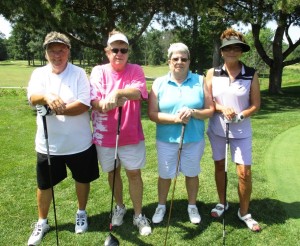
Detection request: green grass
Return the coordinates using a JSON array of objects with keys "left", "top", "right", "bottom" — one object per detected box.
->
[{"left": 0, "top": 64, "right": 300, "bottom": 245}]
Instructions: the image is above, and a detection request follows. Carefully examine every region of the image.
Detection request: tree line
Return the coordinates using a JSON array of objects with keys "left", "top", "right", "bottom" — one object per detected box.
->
[{"left": 1, "top": 0, "right": 300, "bottom": 94}]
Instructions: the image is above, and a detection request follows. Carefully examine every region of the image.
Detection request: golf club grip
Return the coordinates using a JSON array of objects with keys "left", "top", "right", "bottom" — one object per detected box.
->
[
  {"left": 42, "top": 116, "right": 48, "bottom": 140},
  {"left": 117, "top": 107, "right": 122, "bottom": 135},
  {"left": 179, "top": 124, "right": 186, "bottom": 149}
]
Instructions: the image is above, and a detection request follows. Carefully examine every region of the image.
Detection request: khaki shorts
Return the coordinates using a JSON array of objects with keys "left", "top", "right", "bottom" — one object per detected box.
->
[
  {"left": 156, "top": 140, "right": 205, "bottom": 179},
  {"left": 96, "top": 141, "right": 146, "bottom": 172}
]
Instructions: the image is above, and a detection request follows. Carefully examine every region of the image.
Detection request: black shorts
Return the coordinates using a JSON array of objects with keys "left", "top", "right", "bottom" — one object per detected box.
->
[{"left": 36, "top": 144, "right": 99, "bottom": 190}]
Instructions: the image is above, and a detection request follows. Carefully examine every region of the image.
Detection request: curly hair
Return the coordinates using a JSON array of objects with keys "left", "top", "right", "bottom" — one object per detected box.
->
[{"left": 220, "top": 28, "right": 246, "bottom": 43}]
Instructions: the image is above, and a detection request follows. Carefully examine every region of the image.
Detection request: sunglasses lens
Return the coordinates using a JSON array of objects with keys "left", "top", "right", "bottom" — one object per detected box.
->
[
  {"left": 120, "top": 48, "right": 128, "bottom": 54},
  {"left": 172, "top": 57, "right": 188, "bottom": 62},
  {"left": 111, "top": 48, "right": 128, "bottom": 54}
]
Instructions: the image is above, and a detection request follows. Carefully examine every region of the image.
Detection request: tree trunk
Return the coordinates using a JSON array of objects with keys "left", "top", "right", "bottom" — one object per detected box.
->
[
  {"left": 212, "top": 36, "right": 221, "bottom": 68},
  {"left": 269, "top": 65, "right": 283, "bottom": 94},
  {"left": 268, "top": 24, "right": 285, "bottom": 94}
]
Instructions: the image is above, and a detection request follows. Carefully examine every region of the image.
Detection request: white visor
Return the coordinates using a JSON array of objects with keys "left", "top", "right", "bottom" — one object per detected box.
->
[{"left": 107, "top": 33, "right": 129, "bottom": 46}]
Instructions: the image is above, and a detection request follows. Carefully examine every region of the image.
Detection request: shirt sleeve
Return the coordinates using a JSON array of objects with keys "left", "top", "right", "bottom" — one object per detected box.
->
[
  {"left": 125, "top": 64, "right": 148, "bottom": 100},
  {"left": 27, "top": 68, "right": 47, "bottom": 102},
  {"left": 76, "top": 67, "right": 91, "bottom": 107},
  {"left": 90, "top": 65, "right": 103, "bottom": 101}
]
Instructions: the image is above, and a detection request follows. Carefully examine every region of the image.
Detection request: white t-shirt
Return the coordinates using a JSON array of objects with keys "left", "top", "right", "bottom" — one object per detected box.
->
[{"left": 27, "top": 63, "right": 93, "bottom": 155}]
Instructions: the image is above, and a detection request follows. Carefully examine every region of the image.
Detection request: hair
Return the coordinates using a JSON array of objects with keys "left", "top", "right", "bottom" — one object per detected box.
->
[
  {"left": 167, "top": 43, "right": 190, "bottom": 60},
  {"left": 220, "top": 28, "right": 246, "bottom": 43}
]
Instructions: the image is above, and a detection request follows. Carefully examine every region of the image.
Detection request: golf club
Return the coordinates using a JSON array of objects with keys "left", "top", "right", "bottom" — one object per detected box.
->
[
  {"left": 223, "top": 122, "right": 229, "bottom": 246},
  {"left": 104, "top": 107, "right": 122, "bottom": 246},
  {"left": 164, "top": 124, "right": 186, "bottom": 246},
  {"left": 42, "top": 115, "right": 59, "bottom": 246}
]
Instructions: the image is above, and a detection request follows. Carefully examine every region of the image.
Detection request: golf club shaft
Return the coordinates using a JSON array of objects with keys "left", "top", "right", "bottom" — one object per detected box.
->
[
  {"left": 109, "top": 107, "right": 122, "bottom": 231},
  {"left": 223, "top": 123, "right": 229, "bottom": 246},
  {"left": 42, "top": 116, "right": 59, "bottom": 246},
  {"left": 164, "top": 124, "right": 186, "bottom": 246}
]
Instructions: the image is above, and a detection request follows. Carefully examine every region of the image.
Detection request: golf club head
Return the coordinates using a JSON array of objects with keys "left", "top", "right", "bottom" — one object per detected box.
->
[{"left": 104, "top": 233, "right": 119, "bottom": 246}]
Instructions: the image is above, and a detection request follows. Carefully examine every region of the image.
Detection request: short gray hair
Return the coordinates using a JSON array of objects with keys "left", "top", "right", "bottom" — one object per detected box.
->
[{"left": 167, "top": 43, "right": 190, "bottom": 59}]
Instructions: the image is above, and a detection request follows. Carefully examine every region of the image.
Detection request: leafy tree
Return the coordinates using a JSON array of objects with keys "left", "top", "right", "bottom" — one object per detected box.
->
[
  {"left": 217, "top": 0, "right": 300, "bottom": 94},
  {"left": 0, "top": 32, "right": 8, "bottom": 60}
]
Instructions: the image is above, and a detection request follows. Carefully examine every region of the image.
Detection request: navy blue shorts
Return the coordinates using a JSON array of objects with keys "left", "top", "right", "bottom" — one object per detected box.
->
[{"left": 36, "top": 144, "right": 99, "bottom": 190}]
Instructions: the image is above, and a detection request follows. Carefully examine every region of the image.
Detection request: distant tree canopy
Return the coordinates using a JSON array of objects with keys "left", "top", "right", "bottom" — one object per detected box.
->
[{"left": 1, "top": 0, "right": 300, "bottom": 93}]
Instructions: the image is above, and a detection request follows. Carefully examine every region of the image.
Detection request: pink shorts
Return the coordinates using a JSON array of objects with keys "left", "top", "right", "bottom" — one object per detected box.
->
[{"left": 207, "top": 129, "right": 252, "bottom": 165}]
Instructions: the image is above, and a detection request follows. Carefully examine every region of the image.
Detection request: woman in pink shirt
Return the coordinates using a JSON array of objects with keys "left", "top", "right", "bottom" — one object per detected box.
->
[{"left": 90, "top": 30, "right": 151, "bottom": 236}]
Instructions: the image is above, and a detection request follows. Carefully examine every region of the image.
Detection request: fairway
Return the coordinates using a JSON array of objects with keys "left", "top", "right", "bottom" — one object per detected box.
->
[{"left": 265, "top": 124, "right": 300, "bottom": 224}]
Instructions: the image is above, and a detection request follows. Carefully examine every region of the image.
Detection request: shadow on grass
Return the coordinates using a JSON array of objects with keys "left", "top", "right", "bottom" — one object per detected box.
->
[
  {"left": 258, "top": 86, "right": 300, "bottom": 117},
  {"left": 53, "top": 198, "right": 299, "bottom": 245}
]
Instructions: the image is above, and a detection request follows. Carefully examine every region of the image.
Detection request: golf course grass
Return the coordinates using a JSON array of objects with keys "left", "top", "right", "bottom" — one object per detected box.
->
[{"left": 265, "top": 124, "right": 300, "bottom": 225}]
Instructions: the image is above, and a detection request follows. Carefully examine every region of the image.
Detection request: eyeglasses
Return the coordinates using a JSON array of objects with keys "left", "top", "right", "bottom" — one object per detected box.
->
[
  {"left": 47, "top": 48, "right": 69, "bottom": 55},
  {"left": 111, "top": 48, "right": 129, "bottom": 54},
  {"left": 222, "top": 46, "right": 242, "bottom": 52},
  {"left": 171, "top": 57, "right": 189, "bottom": 63}
]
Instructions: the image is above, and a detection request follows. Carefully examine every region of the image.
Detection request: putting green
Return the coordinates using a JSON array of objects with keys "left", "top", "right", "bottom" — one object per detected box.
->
[{"left": 265, "top": 124, "right": 300, "bottom": 223}]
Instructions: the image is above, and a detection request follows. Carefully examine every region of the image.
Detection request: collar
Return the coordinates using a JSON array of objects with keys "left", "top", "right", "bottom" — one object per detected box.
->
[
  {"left": 221, "top": 62, "right": 246, "bottom": 76},
  {"left": 167, "top": 71, "right": 192, "bottom": 85}
]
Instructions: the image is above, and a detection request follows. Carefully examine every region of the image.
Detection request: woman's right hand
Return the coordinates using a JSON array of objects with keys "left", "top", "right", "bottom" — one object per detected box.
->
[{"left": 221, "top": 107, "right": 236, "bottom": 122}]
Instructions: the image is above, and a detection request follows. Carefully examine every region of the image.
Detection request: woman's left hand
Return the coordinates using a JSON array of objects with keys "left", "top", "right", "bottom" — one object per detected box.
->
[{"left": 178, "top": 107, "right": 192, "bottom": 124}]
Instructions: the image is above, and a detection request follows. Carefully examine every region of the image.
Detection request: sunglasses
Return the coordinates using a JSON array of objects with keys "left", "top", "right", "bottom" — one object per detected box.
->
[
  {"left": 222, "top": 46, "right": 242, "bottom": 52},
  {"left": 171, "top": 57, "right": 189, "bottom": 62},
  {"left": 111, "top": 48, "right": 129, "bottom": 54}
]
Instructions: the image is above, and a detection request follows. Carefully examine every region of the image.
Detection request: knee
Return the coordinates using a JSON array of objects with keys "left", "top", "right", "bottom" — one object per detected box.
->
[
  {"left": 126, "top": 169, "right": 141, "bottom": 180},
  {"left": 238, "top": 169, "right": 252, "bottom": 183}
]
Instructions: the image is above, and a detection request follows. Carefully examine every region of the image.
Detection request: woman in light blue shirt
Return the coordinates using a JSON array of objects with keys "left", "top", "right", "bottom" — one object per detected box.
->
[{"left": 148, "top": 43, "right": 214, "bottom": 225}]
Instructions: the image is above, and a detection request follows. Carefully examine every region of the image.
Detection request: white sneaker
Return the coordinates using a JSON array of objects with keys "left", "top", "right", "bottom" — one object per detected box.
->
[
  {"left": 152, "top": 206, "right": 166, "bottom": 223},
  {"left": 112, "top": 205, "right": 127, "bottom": 226},
  {"left": 133, "top": 214, "right": 152, "bottom": 236},
  {"left": 75, "top": 212, "right": 88, "bottom": 234},
  {"left": 27, "top": 221, "right": 50, "bottom": 245},
  {"left": 188, "top": 206, "right": 201, "bottom": 224}
]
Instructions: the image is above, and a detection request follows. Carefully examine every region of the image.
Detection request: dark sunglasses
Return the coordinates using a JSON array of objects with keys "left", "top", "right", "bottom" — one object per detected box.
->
[
  {"left": 111, "top": 48, "right": 129, "bottom": 54},
  {"left": 171, "top": 57, "right": 189, "bottom": 62},
  {"left": 222, "top": 45, "right": 242, "bottom": 52}
]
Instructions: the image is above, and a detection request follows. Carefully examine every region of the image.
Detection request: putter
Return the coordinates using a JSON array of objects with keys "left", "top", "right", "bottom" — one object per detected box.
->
[
  {"left": 104, "top": 107, "right": 122, "bottom": 246},
  {"left": 164, "top": 124, "right": 186, "bottom": 246},
  {"left": 223, "top": 123, "right": 229, "bottom": 246},
  {"left": 42, "top": 115, "right": 59, "bottom": 246}
]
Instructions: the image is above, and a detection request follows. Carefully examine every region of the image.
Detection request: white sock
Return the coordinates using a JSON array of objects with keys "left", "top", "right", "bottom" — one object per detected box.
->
[
  {"left": 77, "top": 209, "right": 86, "bottom": 215},
  {"left": 38, "top": 218, "right": 48, "bottom": 225},
  {"left": 117, "top": 204, "right": 125, "bottom": 210},
  {"left": 188, "top": 204, "right": 197, "bottom": 209},
  {"left": 134, "top": 214, "right": 142, "bottom": 219},
  {"left": 157, "top": 204, "right": 166, "bottom": 209}
]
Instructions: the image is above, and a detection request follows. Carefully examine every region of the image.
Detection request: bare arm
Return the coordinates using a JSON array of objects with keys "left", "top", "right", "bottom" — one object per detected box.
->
[
  {"left": 91, "top": 88, "right": 141, "bottom": 113},
  {"left": 30, "top": 93, "right": 89, "bottom": 116},
  {"left": 190, "top": 77, "right": 215, "bottom": 119},
  {"left": 241, "top": 71, "right": 261, "bottom": 118}
]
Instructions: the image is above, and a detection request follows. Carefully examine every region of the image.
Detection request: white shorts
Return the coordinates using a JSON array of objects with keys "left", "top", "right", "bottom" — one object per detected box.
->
[
  {"left": 156, "top": 140, "right": 205, "bottom": 179},
  {"left": 96, "top": 141, "right": 146, "bottom": 172},
  {"left": 207, "top": 129, "right": 252, "bottom": 165}
]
